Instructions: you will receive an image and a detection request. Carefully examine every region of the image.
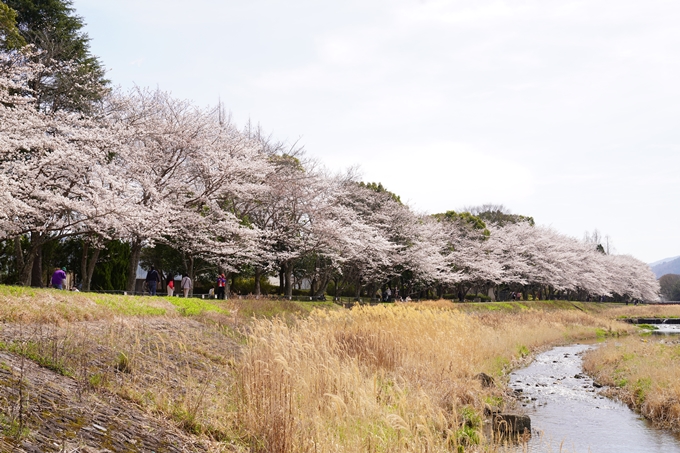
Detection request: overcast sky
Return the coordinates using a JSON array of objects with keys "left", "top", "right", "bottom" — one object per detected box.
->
[{"left": 73, "top": 0, "right": 680, "bottom": 263}]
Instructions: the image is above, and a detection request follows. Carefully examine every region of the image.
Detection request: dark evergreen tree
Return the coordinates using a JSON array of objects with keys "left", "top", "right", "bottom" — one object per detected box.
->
[
  {"left": 0, "top": 2, "right": 25, "bottom": 48},
  {"left": 2, "top": 0, "right": 108, "bottom": 112}
]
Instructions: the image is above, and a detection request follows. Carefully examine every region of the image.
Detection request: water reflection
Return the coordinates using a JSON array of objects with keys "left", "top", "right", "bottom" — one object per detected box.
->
[{"left": 506, "top": 344, "right": 680, "bottom": 453}]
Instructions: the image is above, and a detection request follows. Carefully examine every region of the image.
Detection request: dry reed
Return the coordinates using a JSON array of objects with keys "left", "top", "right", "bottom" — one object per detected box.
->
[
  {"left": 233, "top": 304, "right": 630, "bottom": 452},
  {"left": 584, "top": 334, "right": 680, "bottom": 431},
  {"left": 0, "top": 290, "right": 635, "bottom": 451}
]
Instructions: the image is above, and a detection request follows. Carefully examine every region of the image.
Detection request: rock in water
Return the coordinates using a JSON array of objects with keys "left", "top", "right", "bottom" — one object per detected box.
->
[{"left": 493, "top": 413, "right": 531, "bottom": 435}]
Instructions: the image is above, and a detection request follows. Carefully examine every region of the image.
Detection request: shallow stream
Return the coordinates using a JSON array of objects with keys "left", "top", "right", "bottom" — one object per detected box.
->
[
  {"left": 506, "top": 344, "right": 680, "bottom": 453},
  {"left": 651, "top": 324, "right": 680, "bottom": 335}
]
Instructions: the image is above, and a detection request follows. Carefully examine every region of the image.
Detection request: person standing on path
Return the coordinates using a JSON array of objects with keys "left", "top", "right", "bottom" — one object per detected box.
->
[
  {"left": 166, "top": 277, "right": 175, "bottom": 297},
  {"left": 146, "top": 266, "right": 160, "bottom": 296},
  {"left": 51, "top": 267, "right": 66, "bottom": 289},
  {"left": 181, "top": 274, "right": 192, "bottom": 298},
  {"left": 216, "top": 273, "right": 226, "bottom": 299}
]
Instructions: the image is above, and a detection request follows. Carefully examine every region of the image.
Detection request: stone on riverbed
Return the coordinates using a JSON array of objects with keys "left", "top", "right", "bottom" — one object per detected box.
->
[
  {"left": 475, "top": 372, "right": 495, "bottom": 388},
  {"left": 493, "top": 413, "right": 531, "bottom": 435}
]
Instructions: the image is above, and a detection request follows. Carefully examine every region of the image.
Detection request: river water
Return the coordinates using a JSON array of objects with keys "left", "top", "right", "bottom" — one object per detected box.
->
[
  {"left": 651, "top": 324, "right": 680, "bottom": 335},
  {"left": 506, "top": 344, "right": 680, "bottom": 453}
]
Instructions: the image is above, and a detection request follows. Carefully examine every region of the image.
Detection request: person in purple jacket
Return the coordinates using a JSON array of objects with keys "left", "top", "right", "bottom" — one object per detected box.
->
[{"left": 51, "top": 267, "right": 67, "bottom": 289}]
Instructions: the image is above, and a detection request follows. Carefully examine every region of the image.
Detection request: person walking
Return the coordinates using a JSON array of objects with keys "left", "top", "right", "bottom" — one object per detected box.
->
[
  {"left": 166, "top": 277, "right": 174, "bottom": 297},
  {"left": 216, "top": 273, "right": 226, "bottom": 299},
  {"left": 51, "top": 267, "right": 67, "bottom": 289},
  {"left": 146, "top": 266, "right": 160, "bottom": 296},
  {"left": 181, "top": 274, "right": 192, "bottom": 298}
]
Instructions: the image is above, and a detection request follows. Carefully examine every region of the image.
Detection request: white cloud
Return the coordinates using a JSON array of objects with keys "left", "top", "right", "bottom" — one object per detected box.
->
[{"left": 328, "top": 142, "right": 534, "bottom": 213}]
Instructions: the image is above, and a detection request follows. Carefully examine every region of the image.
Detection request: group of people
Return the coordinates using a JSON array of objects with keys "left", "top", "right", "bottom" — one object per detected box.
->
[
  {"left": 377, "top": 287, "right": 400, "bottom": 302},
  {"left": 207, "top": 274, "right": 228, "bottom": 299},
  {"left": 145, "top": 267, "right": 192, "bottom": 297},
  {"left": 49, "top": 264, "right": 195, "bottom": 297}
]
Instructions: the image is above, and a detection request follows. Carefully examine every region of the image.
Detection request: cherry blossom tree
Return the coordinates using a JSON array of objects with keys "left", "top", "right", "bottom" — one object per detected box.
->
[
  {"left": 107, "top": 88, "right": 273, "bottom": 292},
  {"left": 0, "top": 48, "right": 661, "bottom": 299},
  {"left": 0, "top": 49, "right": 123, "bottom": 286}
]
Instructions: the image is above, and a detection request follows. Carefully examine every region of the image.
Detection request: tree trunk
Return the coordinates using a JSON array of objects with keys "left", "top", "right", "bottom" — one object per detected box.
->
[
  {"left": 126, "top": 238, "right": 142, "bottom": 293},
  {"left": 254, "top": 267, "right": 261, "bottom": 298},
  {"left": 314, "top": 276, "right": 330, "bottom": 298},
  {"left": 30, "top": 245, "right": 43, "bottom": 287},
  {"left": 14, "top": 237, "right": 24, "bottom": 272},
  {"left": 224, "top": 271, "right": 231, "bottom": 299},
  {"left": 83, "top": 248, "right": 101, "bottom": 292},
  {"left": 19, "top": 232, "right": 43, "bottom": 286},
  {"left": 284, "top": 261, "right": 293, "bottom": 298},
  {"left": 370, "top": 284, "right": 378, "bottom": 301},
  {"left": 80, "top": 240, "right": 89, "bottom": 290},
  {"left": 457, "top": 284, "right": 465, "bottom": 302},
  {"left": 188, "top": 255, "right": 195, "bottom": 297},
  {"left": 311, "top": 257, "right": 321, "bottom": 295},
  {"left": 317, "top": 280, "right": 329, "bottom": 298},
  {"left": 310, "top": 276, "right": 317, "bottom": 296},
  {"left": 18, "top": 250, "right": 35, "bottom": 286},
  {"left": 279, "top": 266, "right": 284, "bottom": 295}
]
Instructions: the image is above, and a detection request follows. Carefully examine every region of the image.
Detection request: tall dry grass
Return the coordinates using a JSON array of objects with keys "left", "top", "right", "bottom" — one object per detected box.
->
[
  {"left": 604, "top": 304, "right": 680, "bottom": 320},
  {"left": 0, "top": 290, "right": 635, "bottom": 451},
  {"left": 583, "top": 335, "right": 680, "bottom": 431},
  {"left": 234, "top": 304, "right": 631, "bottom": 452}
]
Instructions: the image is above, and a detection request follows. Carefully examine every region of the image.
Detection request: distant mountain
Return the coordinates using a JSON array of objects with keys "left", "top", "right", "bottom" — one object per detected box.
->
[
  {"left": 650, "top": 255, "right": 680, "bottom": 267},
  {"left": 651, "top": 257, "right": 680, "bottom": 279}
]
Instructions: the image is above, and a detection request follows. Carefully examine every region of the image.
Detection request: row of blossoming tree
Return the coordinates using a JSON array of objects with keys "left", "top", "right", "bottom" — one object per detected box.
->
[{"left": 0, "top": 48, "right": 660, "bottom": 301}]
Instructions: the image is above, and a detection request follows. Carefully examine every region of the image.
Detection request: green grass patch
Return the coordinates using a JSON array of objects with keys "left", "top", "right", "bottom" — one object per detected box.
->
[
  {"left": 0, "top": 285, "right": 37, "bottom": 298},
  {"left": 517, "top": 345, "right": 530, "bottom": 358},
  {"left": 615, "top": 377, "right": 629, "bottom": 387},
  {"left": 0, "top": 412, "right": 30, "bottom": 440},
  {"left": 0, "top": 340, "right": 72, "bottom": 376},
  {"left": 169, "top": 298, "right": 230, "bottom": 316},
  {"left": 490, "top": 356, "right": 510, "bottom": 376},
  {"left": 633, "top": 377, "right": 652, "bottom": 405},
  {"left": 92, "top": 294, "right": 168, "bottom": 316}
]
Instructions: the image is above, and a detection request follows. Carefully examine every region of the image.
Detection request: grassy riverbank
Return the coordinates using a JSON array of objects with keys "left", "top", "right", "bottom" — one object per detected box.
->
[
  {"left": 584, "top": 330, "right": 680, "bottom": 432},
  {"left": 0, "top": 287, "right": 636, "bottom": 451}
]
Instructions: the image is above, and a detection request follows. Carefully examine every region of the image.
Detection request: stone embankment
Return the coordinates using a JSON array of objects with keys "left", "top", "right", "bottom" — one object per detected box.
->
[{"left": 0, "top": 348, "right": 214, "bottom": 452}]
